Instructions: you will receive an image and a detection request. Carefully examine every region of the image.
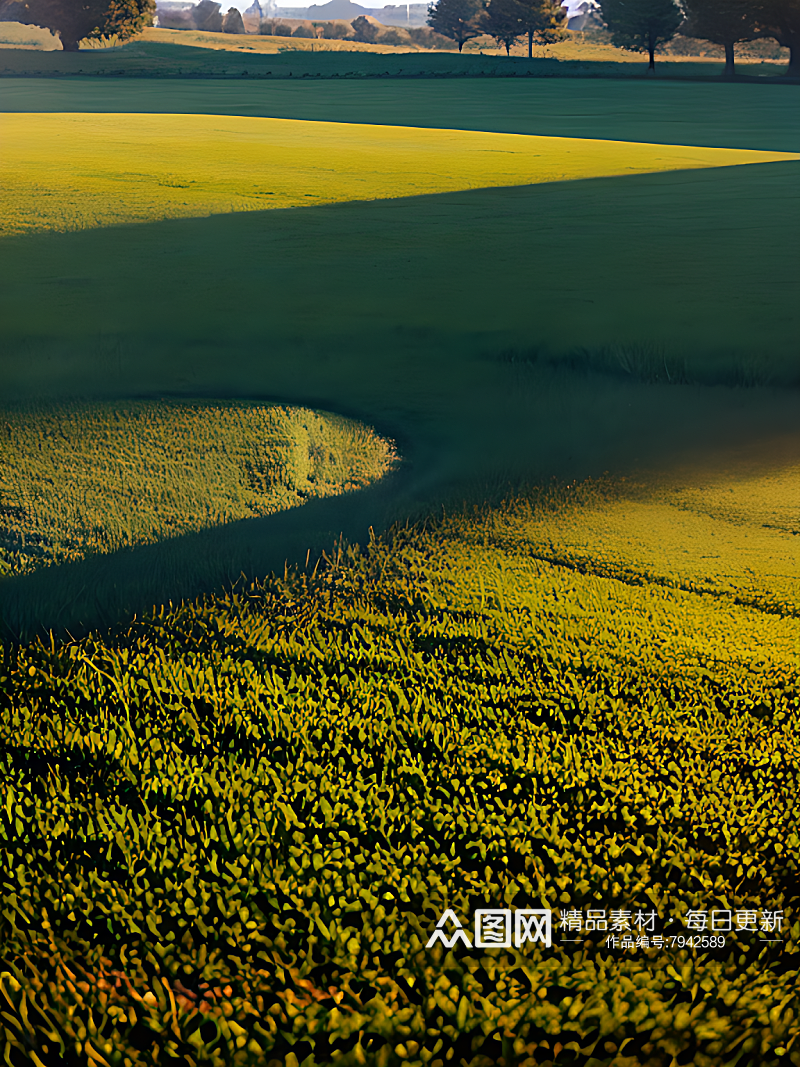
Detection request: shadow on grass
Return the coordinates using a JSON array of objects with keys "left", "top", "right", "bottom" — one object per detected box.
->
[
  {"left": 0, "top": 466, "right": 412, "bottom": 643},
  {"left": 2, "top": 165, "right": 799, "bottom": 638}
]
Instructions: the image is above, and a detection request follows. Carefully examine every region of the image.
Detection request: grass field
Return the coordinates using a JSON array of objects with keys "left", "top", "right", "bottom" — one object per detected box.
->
[
  {"left": 0, "top": 400, "right": 396, "bottom": 577},
  {"left": 2, "top": 457, "right": 799, "bottom": 1066},
  {"left": 3, "top": 111, "right": 795, "bottom": 236},
  {"left": 1, "top": 71, "right": 800, "bottom": 1066}
]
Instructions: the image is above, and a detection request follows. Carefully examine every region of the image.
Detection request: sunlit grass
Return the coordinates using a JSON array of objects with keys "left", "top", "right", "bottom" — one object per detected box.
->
[
  {"left": 0, "top": 399, "right": 397, "bottom": 577},
  {"left": 2, "top": 112, "right": 797, "bottom": 237},
  {"left": 463, "top": 449, "right": 800, "bottom": 648}
]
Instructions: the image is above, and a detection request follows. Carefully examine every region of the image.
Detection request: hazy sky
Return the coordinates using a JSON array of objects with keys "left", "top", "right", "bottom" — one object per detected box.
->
[{"left": 222, "top": 0, "right": 582, "bottom": 13}]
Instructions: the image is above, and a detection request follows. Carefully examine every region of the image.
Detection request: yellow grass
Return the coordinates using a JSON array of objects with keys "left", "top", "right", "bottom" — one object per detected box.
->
[
  {"left": 138, "top": 26, "right": 428, "bottom": 53},
  {"left": 0, "top": 22, "right": 61, "bottom": 49},
  {"left": 0, "top": 399, "right": 397, "bottom": 576},
  {"left": 2, "top": 112, "right": 798, "bottom": 237},
  {"left": 486, "top": 435, "right": 800, "bottom": 658}
]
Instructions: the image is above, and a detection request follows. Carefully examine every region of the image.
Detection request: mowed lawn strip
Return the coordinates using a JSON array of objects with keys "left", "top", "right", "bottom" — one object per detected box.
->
[{"left": 2, "top": 111, "right": 798, "bottom": 236}]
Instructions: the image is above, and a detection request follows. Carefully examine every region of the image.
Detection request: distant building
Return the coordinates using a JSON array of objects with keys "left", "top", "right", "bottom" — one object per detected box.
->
[
  {"left": 154, "top": 0, "right": 197, "bottom": 28},
  {"left": 372, "top": 4, "right": 428, "bottom": 26},
  {"left": 243, "top": 0, "right": 275, "bottom": 30},
  {"left": 567, "top": 1, "right": 604, "bottom": 30}
]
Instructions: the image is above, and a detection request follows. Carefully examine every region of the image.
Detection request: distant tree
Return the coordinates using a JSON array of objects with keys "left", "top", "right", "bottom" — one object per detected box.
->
[
  {"left": 752, "top": 0, "right": 800, "bottom": 76},
  {"left": 427, "top": 0, "right": 485, "bottom": 50},
  {"left": 514, "top": 0, "right": 566, "bottom": 55},
  {"left": 599, "top": 0, "right": 682, "bottom": 67},
  {"left": 17, "top": 0, "right": 155, "bottom": 50},
  {"left": 480, "top": 0, "right": 525, "bottom": 52},
  {"left": 193, "top": 0, "right": 223, "bottom": 30},
  {"left": 259, "top": 15, "right": 292, "bottom": 32},
  {"left": 350, "top": 13, "right": 380, "bottom": 40},
  {"left": 292, "top": 20, "right": 314, "bottom": 34},
  {"left": 407, "top": 23, "right": 454, "bottom": 45},
  {"left": 222, "top": 5, "right": 245, "bottom": 31},
  {"left": 319, "top": 18, "right": 349, "bottom": 36},
  {"left": 381, "top": 26, "right": 408, "bottom": 42},
  {"left": 680, "top": 0, "right": 758, "bottom": 75}
]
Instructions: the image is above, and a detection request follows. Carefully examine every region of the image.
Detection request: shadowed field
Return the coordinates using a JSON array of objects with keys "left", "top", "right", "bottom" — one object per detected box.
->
[
  {"left": 0, "top": 37, "right": 793, "bottom": 78},
  {"left": 3, "top": 78, "right": 800, "bottom": 153}
]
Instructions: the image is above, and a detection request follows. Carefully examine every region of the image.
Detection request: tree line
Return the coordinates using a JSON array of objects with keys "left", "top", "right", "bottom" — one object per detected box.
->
[
  {"left": 10, "top": 0, "right": 799, "bottom": 73},
  {"left": 428, "top": 0, "right": 799, "bottom": 73}
]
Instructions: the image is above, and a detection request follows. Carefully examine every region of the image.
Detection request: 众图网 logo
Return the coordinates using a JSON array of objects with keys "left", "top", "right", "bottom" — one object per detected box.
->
[{"left": 426, "top": 908, "right": 552, "bottom": 949}]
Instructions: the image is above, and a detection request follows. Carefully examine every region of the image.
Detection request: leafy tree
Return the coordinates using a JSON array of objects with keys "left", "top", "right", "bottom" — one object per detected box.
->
[
  {"left": 222, "top": 5, "right": 245, "bottom": 31},
  {"left": 681, "top": 0, "right": 758, "bottom": 75},
  {"left": 599, "top": 0, "right": 682, "bottom": 67},
  {"left": 350, "top": 13, "right": 381, "bottom": 40},
  {"left": 427, "top": 0, "right": 485, "bottom": 50},
  {"left": 17, "top": 0, "right": 155, "bottom": 51},
  {"left": 480, "top": 0, "right": 525, "bottom": 52},
  {"left": 752, "top": 0, "right": 800, "bottom": 76},
  {"left": 514, "top": 0, "right": 567, "bottom": 56}
]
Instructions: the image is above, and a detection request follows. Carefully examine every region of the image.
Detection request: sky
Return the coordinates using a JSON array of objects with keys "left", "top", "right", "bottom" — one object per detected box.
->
[{"left": 221, "top": 0, "right": 584, "bottom": 14}]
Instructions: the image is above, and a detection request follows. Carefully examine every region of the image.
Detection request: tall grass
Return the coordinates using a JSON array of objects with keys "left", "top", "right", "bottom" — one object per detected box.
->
[{"left": 0, "top": 398, "right": 397, "bottom": 579}]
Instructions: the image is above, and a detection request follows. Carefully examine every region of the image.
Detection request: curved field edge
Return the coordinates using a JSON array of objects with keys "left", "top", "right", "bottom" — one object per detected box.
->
[
  {"left": 0, "top": 399, "right": 398, "bottom": 579},
  {"left": 2, "top": 112, "right": 797, "bottom": 237},
  {"left": 1, "top": 476, "right": 798, "bottom": 1067}
]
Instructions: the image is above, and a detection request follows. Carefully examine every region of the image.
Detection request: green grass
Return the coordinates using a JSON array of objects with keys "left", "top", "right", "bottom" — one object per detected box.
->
[
  {"left": 0, "top": 399, "right": 396, "bottom": 578},
  {"left": 2, "top": 76, "right": 800, "bottom": 1065},
  {"left": 1, "top": 475, "right": 799, "bottom": 1066},
  {"left": 3, "top": 77, "right": 800, "bottom": 151},
  {"left": 9, "top": 110, "right": 793, "bottom": 238}
]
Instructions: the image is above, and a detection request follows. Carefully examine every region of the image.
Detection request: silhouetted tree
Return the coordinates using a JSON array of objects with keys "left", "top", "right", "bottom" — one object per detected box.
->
[
  {"left": 681, "top": 0, "right": 757, "bottom": 75},
  {"left": 481, "top": 0, "right": 525, "bottom": 52},
  {"left": 17, "top": 0, "right": 154, "bottom": 50},
  {"left": 514, "top": 0, "right": 566, "bottom": 55},
  {"left": 753, "top": 0, "right": 800, "bottom": 76},
  {"left": 599, "top": 0, "right": 681, "bottom": 67},
  {"left": 222, "top": 5, "right": 245, "bottom": 31},
  {"left": 427, "top": 0, "right": 485, "bottom": 50}
]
